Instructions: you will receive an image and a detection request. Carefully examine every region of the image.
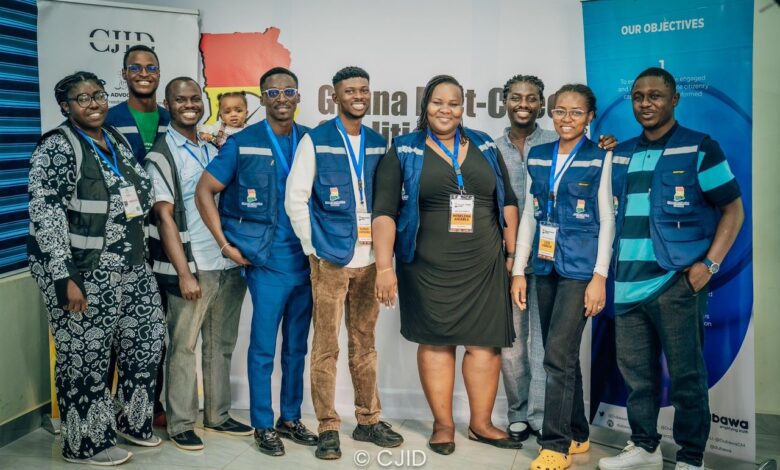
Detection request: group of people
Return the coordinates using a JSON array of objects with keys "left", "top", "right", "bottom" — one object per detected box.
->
[{"left": 28, "top": 43, "right": 744, "bottom": 470}]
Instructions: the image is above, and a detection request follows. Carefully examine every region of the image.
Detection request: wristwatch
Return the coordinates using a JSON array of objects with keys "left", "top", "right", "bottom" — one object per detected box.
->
[{"left": 702, "top": 257, "right": 720, "bottom": 275}]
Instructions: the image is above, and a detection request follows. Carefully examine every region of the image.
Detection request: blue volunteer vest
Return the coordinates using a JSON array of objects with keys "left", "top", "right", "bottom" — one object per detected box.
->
[
  {"left": 392, "top": 128, "right": 507, "bottom": 263},
  {"left": 612, "top": 125, "right": 719, "bottom": 271},
  {"left": 219, "top": 120, "right": 310, "bottom": 266},
  {"left": 105, "top": 101, "right": 170, "bottom": 163},
  {"left": 527, "top": 138, "right": 606, "bottom": 281},
  {"left": 308, "top": 118, "right": 386, "bottom": 266}
]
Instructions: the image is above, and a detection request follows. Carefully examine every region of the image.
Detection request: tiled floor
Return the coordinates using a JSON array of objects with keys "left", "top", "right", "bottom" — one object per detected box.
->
[{"left": 0, "top": 411, "right": 776, "bottom": 469}]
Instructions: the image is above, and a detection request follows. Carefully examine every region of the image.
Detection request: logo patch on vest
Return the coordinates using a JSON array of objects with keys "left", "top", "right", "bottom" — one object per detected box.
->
[
  {"left": 247, "top": 189, "right": 257, "bottom": 203},
  {"left": 533, "top": 197, "right": 541, "bottom": 218},
  {"left": 674, "top": 186, "right": 685, "bottom": 202},
  {"left": 573, "top": 199, "right": 590, "bottom": 219},
  {"left": 613, "top": 196, "right": 619, "bottom": 212},
  {"left": 329, "top": 187, "right": 340, "bottom": 201}
]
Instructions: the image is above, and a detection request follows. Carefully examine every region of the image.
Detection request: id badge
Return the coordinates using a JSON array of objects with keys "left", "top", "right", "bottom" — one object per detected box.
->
[
  {"left": 449, "top": 193, "right": 474, "bottom": 233},
  {"left": 538, "top": 222, "right": 558, "bottom": 261},
  {"left": 357, "top": 213, "right": 372, "bottom": 245},
  {"left": 119, "top": 183, "right": 143, "bottom": 219}
]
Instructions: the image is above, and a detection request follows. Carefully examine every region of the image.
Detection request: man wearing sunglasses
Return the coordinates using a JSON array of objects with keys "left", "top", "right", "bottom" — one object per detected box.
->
[
  {"left": 196, "top": 67, "right": 318, "bottom": 457},
  {"left": 106, "top": 44, "right": 170, "bottom": 164}
]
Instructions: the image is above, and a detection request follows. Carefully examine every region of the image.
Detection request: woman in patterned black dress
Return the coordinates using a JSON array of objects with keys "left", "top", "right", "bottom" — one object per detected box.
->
[{"left": 27, "top": 72, "right": 164, "bottom": 466}]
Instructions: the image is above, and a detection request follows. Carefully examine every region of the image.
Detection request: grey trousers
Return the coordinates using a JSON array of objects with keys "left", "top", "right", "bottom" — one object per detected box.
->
[
  {"left": 500, "top": 273, "right": 547, "bottom": 432},
  {"left": 165, "top": 268, "right": 247, "bottom": 436}
]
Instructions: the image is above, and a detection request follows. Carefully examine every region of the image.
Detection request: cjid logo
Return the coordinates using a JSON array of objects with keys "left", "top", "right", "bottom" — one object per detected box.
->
[{"left": 89, "top": 29, "right": 155, "bottom": 53}]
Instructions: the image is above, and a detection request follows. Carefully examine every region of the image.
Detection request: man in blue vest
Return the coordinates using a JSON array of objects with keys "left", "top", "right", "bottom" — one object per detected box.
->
[
  {"left": 145, "top": 77, "right": 252, "bottom": 451},
  {"left": 195, "top": 67, "right": 317, "bottom": 457},
  {"left": 599, "top": 67, "right": 744, "bottom": 470},
  {"left": 106, "top": 44, "right": 170, "bottom": 164},
  {"left": 285, "top": 66, "right": 404, "bottom": 460}
]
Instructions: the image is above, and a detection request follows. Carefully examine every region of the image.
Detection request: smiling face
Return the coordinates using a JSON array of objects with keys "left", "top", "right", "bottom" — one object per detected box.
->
[
  {"left": 631, "top": 75, "right": 678, "bottom": 134},
  {"left": 332, "top": 77, "right": 370, "bottom": 121},
  {"left": 122, "top": 50, "right": 160, "bottom": 99},
  {"left": 61, "top": 80, "right": 108, "bottom": 134},
  {"left": 165, "top": 79, "right": 204, "bottom": 131},
  {"left": 504, "top": 81, "right": 543, "bottom": 128},
  {"left": 261, "top": 73, "right": 299, "bottom": 124},
  {"left": 551, "top": 91, "right": 593, "bottom": 142},
  {"left": 425, "top": 82, "right": 464, "bottom": 137}
]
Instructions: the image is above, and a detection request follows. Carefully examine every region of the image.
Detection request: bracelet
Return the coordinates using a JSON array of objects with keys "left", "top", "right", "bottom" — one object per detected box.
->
[
  {"left": 377, "top": 267, "right": 394, "bottom": 275},
  {"left": 220, "top": 242, "right": 231, "bottom": 254},
  {"left": 505, "top": 251, "right": 515, "bottom": 259}
]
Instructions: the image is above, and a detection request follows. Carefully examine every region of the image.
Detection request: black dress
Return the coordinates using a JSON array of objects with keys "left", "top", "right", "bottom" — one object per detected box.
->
[{"left": 373, "top": 141, "right": 517, "bottom": 347}]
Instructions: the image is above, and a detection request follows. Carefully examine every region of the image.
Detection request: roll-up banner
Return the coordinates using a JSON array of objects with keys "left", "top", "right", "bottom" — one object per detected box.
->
[{"left": 582, "top": 0, "right": 755, "bottom": 462}]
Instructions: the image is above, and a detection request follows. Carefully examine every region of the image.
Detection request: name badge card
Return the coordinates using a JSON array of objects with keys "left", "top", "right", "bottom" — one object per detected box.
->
[
  {"left": 538, "top": 222, "right": 558, "bottom": 261},
  {"left": 119, "top": 183, "right": 143, "bottom": 219},
  {"left": 449, "top": 194, "right": 475, "bottom": 233},
  {"left": 357, "top": 213, "right": 372, "bottom": 244}
]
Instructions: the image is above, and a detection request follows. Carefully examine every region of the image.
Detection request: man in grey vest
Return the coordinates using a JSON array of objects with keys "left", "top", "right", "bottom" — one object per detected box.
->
[{"left": 145, "top": 77, "right": 251, "bottom": 451}]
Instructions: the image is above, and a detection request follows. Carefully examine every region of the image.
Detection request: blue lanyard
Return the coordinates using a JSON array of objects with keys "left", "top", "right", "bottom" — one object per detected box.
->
[
  {"left": 547, "top": 136, "right": 587, "bottom": 222},
  {"left": 76, "top": 128, "right": 122, "bottom": 179},
  {"left": 428, "top": 128, "right": 463, "bottom": 192},
  {"left": 263, "top": 120, "right": 298, "bottom": 176},
  {"left": 170, "top": 130, "right": 209, "bottom": 169},
  {"left": 335, "top": 117, "right": 366, "bottom": 205}
]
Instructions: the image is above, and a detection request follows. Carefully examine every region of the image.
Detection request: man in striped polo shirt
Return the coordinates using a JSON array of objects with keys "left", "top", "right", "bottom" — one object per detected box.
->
[{"left": 599, "top": 68, "right": 744, "bottom": 470}]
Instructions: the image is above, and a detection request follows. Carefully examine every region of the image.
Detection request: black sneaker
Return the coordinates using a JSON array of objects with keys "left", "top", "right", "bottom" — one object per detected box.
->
[
  {"left": 274, "top": 418, "right": 318, "bottom": 446},
  {"left": 170, "top": 430, "right": 204, "bottom": 451},
  {"left": 315, "top": 430, "right": 341, "bottom": 460},
  {"left": 352, "top": 421, "right": 404, "bottom": 448},
  {"left": 204, "top": 417, "right": 254, "bottom": 436},
  {"left": 254, "top": 428, "right": 285, "bottom": 457}
]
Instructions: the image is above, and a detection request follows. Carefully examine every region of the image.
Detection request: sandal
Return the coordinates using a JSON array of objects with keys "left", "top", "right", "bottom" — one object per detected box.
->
[{"left": 530, "top": 449, "right": 572, "bottom": 470}]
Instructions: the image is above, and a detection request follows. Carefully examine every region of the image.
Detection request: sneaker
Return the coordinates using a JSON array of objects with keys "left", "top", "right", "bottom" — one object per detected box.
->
[
  {"left": 569, "top": 439, "right": 590, "bottom": 455},
  {"left": 254, "top": 428, "right": 285, "bottom": 457},
  {"left": 315, "top": 430, "right": 341, "bottom": 460},
  {"left": 63, "top": 446, "right": 133, "bottom": 466},
  {"left": 352, "top": 421, "right": 404, "bottom": 448},
  {"left": 170, "top": 430, "right": 204, "bottom": 451},
  {"left": 275, "top": 418, "right": 318, "bottom": 446},
  {"left": 675, "top": 463, "right": 703, "bottom": 469},
  {"left": 598, "top": 441, "right": 663, "bottom": 470},
  {"left": 116, "top": 431, "right": 162, "bottom": 447},
  {"left": 204, "top": 417, "right": 253, "bottom": 436}
]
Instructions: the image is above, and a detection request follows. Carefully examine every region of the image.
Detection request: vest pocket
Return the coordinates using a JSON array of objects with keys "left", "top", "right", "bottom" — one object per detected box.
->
[
  {"left": 317, "top": 172, "right": 353, "bottom": 212},
  {"left": 564, "top": 182, "right": 598, "bottom": 225},
  {"left": 660, "top": 171, "right": 697, "bottom": 216},
  {"left": 559, "top": 226, "right": 598, "bottom": 276},
  {"left": 238, "top": 171, "right": 272, "bottom": 221}
]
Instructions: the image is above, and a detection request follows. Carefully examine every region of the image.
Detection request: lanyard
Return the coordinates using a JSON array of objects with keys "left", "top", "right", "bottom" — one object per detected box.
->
[
  {"left": 335, "top": 117, "right": 366, "bottom": 205},
  {"left": 76, "top": 128, "right": 122, "bottom": 180},
  {"left": 547, "top": 136, "right": 587, "bottom": 222},
  {"left": 428, "top": 128, "right": 463, "bottom": 192},
  {"left": 263, "top": 120, "right": 298, "bottom": 176},
  {"left": 169, "top": 130, "right": 210, "bottom": 169}
]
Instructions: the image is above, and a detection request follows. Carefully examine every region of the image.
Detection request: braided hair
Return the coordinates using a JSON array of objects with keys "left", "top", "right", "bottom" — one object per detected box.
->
[
  {"left": 554, "top": 83, "right": 597, "bottom": 117},
  {"left": 54, "top": 71, "right": 105, "bottom": 117},
  {"left": 416, "top": 75, "right": 466, "bottom": 142},
  {"left": 502, "top": 74, "right": 545, "bottom": 101}
]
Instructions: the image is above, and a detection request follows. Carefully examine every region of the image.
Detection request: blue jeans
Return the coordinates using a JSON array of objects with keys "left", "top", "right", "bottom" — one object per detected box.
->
[
  {"left": 245, "top": 266, "right": 313, "bottom": 429},
  {"left": 501, "top": 273, "right": 547, "bottom": 432},
  {"left": 615, "top": 273, "right": 710, "bottom": 467},
  {"left": 165, "top": 268, "right": 247, "bottom": 436},
  {"left": 536, "top": 270, "right": 590, "bottom": 453}
]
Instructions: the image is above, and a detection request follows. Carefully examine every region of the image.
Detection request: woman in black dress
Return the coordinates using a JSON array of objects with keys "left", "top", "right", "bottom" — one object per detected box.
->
[{"left": 372, "top": 75, "right": 520, "bottom": 454}]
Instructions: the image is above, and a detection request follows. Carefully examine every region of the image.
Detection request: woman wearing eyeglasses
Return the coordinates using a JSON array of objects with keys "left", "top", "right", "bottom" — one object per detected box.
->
[
  {"left": 372, "top": 75, "right": 521, "bottom": 455},
  {"left": 510, "top": 84, "right": 614, "bottom": 470},
  {"left": 28, "top": 71, "right": 164, "bottom": 466}
]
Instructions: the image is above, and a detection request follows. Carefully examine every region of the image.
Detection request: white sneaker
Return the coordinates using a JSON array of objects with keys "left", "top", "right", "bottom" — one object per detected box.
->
[
  {"left": 64, "top": 446, "right": 133, "bottom": 466},
  {"left": 675, "top": 463, "right": 703, "bottom": 470},
  {"left": 117, "top": 431, "right": 163, "bottom": 447},
  {"left": 598, "top": 441, "right": 663, "bottom": 470}
]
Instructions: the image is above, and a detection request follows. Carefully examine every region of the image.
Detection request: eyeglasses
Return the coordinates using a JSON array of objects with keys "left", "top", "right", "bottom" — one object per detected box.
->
[
  {"left": 262, "top": 88, "right": 298, "bottom": 99},
  {"left": 551, "top": 108, "right": 587, "bottom": 119},
  {"left": 126, "top": 64, "right": 160, "bottom": 74},
  {"left": 67, "top": 91, "right": 109, "bottom": 108}
]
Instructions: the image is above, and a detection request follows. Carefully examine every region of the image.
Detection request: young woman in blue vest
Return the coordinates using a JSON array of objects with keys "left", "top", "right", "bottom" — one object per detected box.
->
[
  {"left": 27, "top": 72, "right": 164, "bottom": 466},
  {"left": 373, "top": 75, "right": 521, "bottom": 455},
  {"left": 510, "top": 84, "right": 615, "bottom": 470}
]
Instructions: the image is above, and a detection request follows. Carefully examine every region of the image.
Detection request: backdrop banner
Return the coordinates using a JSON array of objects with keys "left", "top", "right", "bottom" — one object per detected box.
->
[
  {"left": 582, "top": 0, "right": 755, "bottom": 462},
  {"left": 36, "top": 0, "right": 199, "bottom": 132}
]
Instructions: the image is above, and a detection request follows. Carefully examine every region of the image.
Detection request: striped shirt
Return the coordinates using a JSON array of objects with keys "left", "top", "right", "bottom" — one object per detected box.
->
[{"left": 614, "top": 124, "right": 741, "bottom": 314}]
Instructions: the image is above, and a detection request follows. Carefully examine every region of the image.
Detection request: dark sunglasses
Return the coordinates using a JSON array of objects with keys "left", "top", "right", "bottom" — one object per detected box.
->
[{"left": 262, "top": 88, "right": 298, "bottom": 99}]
